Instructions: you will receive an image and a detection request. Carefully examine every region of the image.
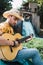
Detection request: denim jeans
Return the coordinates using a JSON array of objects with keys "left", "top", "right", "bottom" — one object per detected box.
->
[
  {"left": 14, "top": 48, "right": 43, "bottom": 65},
  {"left": 0, "top": 48, "right": 43, "bottom": 65}
]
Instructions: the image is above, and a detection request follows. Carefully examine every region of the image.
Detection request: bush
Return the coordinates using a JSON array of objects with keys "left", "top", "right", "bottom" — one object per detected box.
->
[{"left": 23, "top": 37, "right": 43, "bottom": 60}]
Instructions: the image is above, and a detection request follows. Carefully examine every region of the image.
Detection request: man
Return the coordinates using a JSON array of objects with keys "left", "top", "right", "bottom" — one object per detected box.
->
[{"left": 0, "top": 8, "right": 43, "bottom": 65}]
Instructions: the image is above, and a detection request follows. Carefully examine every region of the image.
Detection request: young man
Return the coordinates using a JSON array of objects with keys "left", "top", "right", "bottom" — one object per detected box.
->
[{"left": 0, "top": 8, "right": 43, "bottom": 65}]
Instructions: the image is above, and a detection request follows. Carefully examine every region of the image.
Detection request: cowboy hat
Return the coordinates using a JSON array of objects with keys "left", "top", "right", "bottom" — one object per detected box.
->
[{"left": 3, "top": 9, "right": 24, "bottom": 21}]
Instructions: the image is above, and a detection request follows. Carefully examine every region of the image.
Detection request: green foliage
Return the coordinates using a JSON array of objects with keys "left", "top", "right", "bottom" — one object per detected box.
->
[
  {"left": 0, "top": 0, "right": 12, "bottom": 16},
  {"left": 28, "top": 0, "right": 37, "bottom": 3},
  {"left": 37, "top": 0, "right": 43, "bottom": 6},
  {"left": 23, "top": 37, "right": 43, "bottom": 60},
  {"left": 39, "top": 3, "right": 43, "bottom": 14},
  {"left": 23, "top": 0, "right": 43, "bottom": 6}
]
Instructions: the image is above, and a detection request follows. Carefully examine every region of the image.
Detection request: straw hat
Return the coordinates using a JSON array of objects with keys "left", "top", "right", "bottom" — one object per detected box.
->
[{"left": 3, "top": 9, "right": 24, "bottom": 21}]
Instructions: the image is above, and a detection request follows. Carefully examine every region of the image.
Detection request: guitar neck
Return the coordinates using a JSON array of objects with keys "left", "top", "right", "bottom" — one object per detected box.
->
[{"left": 18, "top": 35, "right": 31, "bottom": 43}]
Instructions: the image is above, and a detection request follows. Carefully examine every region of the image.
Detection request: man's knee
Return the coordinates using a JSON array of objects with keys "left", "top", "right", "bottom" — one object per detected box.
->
[{"left": 33, "top": 48, "right": 39, "bottom": 55}]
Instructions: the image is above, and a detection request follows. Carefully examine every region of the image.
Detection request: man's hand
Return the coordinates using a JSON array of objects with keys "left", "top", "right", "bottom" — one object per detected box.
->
[
  {"left": 25, "top": 34, "right": 33, "bottom": 42},
  {"left": 14, "top": 40, "right": 20, "bottom": 47},
  {"left": 7, "top": 40, "right": 14, "bottom": 46}
]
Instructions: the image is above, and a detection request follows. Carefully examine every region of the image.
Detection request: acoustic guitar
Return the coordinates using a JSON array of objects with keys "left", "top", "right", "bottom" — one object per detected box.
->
[{"left": 0, "top": 33, "right": 32, "bottom": 61}]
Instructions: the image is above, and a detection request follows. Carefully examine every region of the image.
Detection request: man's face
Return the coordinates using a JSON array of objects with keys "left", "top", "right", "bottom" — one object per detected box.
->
[{"left": 8, "top": 15, "right": 19, "bottom": 26}]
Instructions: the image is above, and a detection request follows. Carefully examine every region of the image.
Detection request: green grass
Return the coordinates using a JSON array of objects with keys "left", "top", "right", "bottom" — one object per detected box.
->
[{"left": 23, "top": 37, "right": 43, "bottom": 60}]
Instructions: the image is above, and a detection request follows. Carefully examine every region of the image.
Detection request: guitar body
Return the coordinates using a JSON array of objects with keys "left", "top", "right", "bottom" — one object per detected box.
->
[{"left": 0, "top": 33, "right": 22, "bottom": 61}]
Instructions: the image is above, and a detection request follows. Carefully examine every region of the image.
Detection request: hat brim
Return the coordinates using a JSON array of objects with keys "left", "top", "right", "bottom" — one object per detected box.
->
[{"left": 3, "top": 11, "right": 24, "bottom": 21}]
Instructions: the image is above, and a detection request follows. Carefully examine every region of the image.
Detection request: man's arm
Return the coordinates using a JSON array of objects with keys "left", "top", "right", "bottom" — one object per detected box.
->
[
  {"left": 0, "top": 22, "right": 14, "bottom": 46},
  {"left": 0, "top": 36, "right": 14, "bottom": 46}
]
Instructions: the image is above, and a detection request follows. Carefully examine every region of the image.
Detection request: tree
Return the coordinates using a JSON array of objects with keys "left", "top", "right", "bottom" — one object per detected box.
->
[
  {"left": 23, "top": 0, "right": 43, "bottom": 5},
  {"left": 0, "top": 0, "right": 13, "bottom": 22},
  {"left": 0, "top": 0, "right": 12, "bottom": 17},
  {"left": 22, "top": 0, "right": 43, "bottom": 29}
]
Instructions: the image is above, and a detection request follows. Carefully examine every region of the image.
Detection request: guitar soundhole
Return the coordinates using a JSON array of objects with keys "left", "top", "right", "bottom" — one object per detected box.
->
[{"left": 7, "top": 39, "right": 9, "bottom": 40}]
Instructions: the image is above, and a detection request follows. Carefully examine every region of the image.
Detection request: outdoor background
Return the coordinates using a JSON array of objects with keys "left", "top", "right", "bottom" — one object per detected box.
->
[{"left": 0, "top": 0, "right": 43, "bottom": 60}]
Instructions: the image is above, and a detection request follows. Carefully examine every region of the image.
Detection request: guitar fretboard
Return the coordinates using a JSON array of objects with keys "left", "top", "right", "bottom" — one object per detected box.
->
[{"left": 15, "top": 35, "right": 31, "bottom": 43}]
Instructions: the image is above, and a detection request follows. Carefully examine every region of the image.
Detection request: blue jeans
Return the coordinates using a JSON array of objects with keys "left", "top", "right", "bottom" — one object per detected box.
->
[
  {"left": 14, "top": 48, "right": 43, "bottom": 65},
  {"left": 0, "top": 48, "right": 43, "bottom": 65}
]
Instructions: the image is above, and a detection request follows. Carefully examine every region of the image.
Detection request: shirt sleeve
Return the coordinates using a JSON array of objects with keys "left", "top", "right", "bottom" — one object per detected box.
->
[{"left": 0, "top": 22, "right": 14, "bottom": 35}]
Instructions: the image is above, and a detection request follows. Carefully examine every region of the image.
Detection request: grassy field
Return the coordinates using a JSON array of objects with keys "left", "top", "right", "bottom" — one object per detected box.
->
[{"left": 23, "top": 37, "right": 43, "bottom": 60}]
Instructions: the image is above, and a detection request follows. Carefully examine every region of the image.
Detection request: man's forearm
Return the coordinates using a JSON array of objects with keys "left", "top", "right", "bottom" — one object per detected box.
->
[
  {"left": 0, "top": 36, "right": 10, "bottom": 45},
  {"left": 0, "top": 36, "right": 14, "bottom": 46}
]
